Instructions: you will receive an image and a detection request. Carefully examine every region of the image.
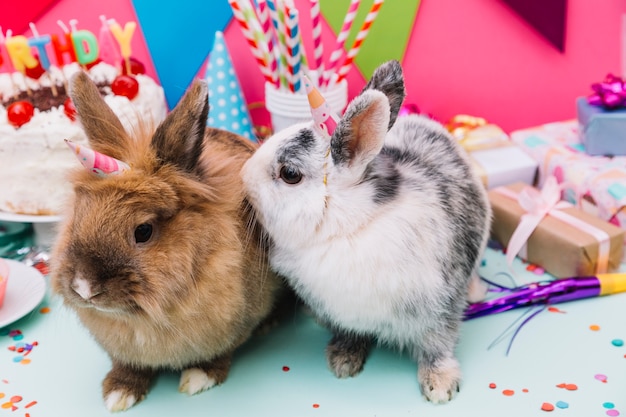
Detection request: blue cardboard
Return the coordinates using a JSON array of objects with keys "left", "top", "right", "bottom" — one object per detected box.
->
[{"left": 576, "top": 96, "right": 626, "bottom": 156}]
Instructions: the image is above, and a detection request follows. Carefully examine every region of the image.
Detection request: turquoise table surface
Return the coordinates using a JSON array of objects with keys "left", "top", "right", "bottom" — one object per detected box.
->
[{"left": 0, "top": 243, "right": 625, "bottom": 417}]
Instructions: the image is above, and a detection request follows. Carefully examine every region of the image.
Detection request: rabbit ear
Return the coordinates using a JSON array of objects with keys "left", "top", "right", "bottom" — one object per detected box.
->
[
  {"left": 330, "top": 89, "right": 390, "bottom": 170},
  {"left": 69, "top": 71, "right": 131, "bottom": 160},
  {"left": 151, "top": 79, "right": 208, "bottom": 174},
  {"left": 360, "top": 60, "right": 406, "bottom": 131}
]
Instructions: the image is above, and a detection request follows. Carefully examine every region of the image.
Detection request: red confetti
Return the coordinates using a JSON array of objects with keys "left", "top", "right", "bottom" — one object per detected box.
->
[
  {"left": 489, "top": 383, "right": 497, "bottom": 389},
  {"left": 541, "top": 402, "right": 555, "bottom": 412},
  {"left": 547, "top": 306, "right": 566, "bottom": 314},
  {"left": 25, "top": 401, "right": 36, "bottom": 408},
  {"left": 556, "top": 383, "right": 567, "bottom": 388},
  {"left": 526, "top": 264, "right": 537, "bottom": 271},
  {"left": 565, "top": 384, "right": 577, "bottom": 391},
  {"left": 502, "top": 389, "right": 515, "bottom": 396},
  {"left": 10, "top": 395, "right": 22, "bottom": 403},
  {"left": 522, "top": 388, "right": 529, "bottom": 393},
  {"left": 282, "top": 366, "right": 290, "bottom": 372},
  {"left": 312, "top": 404, "right": 320, "bottom": 408}
]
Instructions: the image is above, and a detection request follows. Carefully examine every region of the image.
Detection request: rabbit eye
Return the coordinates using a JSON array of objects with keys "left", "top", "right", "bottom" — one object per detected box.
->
[
  {"left": 134, "top": 223, "right": 153, "bottom": 243},
  {"left": 279, "top": 165, "right": 303, "bottom": 185}
]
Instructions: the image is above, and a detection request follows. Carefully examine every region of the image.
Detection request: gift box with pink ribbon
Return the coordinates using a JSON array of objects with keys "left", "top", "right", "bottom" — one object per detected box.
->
[
  {"left": 488, "top": 178, "right": 624, "bottom": 278},
  {"left": 510, "top": 120, "right": 626, "bottom": 233},
  {"left": 576, "top": 74, "right": 626, "bottom": 156},
  {"left": 445, "top": 115, "right": 538, "bottom": 189}
]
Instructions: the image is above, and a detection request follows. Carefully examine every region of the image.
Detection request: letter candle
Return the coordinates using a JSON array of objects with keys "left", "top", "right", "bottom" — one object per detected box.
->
[{"left": 28, "top": 23, "right": 57, "bottom": 96}]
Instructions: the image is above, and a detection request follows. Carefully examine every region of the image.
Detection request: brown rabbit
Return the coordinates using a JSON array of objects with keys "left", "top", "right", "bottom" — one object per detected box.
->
[{"left": 50, "top": 72, "right": 285, "bottom": 411}]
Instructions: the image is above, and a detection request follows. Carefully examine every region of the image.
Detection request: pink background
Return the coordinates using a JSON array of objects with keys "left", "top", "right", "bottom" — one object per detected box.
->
[{"left": 19, "top": 0, "right": 626, "bottom": 133}]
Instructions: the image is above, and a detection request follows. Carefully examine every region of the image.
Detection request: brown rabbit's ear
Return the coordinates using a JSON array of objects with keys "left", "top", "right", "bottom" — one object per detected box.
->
[
  {"left": 330, "top": 89, "right": 390, "bottom": 170},
  {"left": 360, "top": 60, "right": 406, "bottom": 131},
  {"left": 150, "top": 79, "right": 208, "bottom": 174},
  {"left": 69, "top": 71, "right": 131, "bottom": 159}
]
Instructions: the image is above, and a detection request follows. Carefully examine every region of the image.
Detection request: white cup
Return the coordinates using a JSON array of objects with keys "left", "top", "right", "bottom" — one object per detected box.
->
[{"left": 265, "top": 75, "right": 348, "bottom": 133}]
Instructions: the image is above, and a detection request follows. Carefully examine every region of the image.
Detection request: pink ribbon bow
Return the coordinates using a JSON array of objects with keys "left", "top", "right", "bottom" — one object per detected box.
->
[
  {"left": 587, "top": 74, "right": 626, "bottom": 109},
  {"left": 496, "top": 176, "right": 610, "bottom": 273}
]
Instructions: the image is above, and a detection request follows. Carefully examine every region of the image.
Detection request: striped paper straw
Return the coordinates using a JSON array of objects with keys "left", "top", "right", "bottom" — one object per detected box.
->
[
  {"left": 335, "top": 0, "right": 384, "bottom": 84},
  {"left": 284, "top": 6, "right": 302, "bottom": 92},
  {"left": 228, "top": 0, "right": 274, "bottom": 84},
  {"left": 241, "top": 1, "right": 278, "bottom": 85},
  {"left": 267, "top": 0, "right": 289, "bottom": 89},
  {"left": 310, "top": 0, "right": 324, "bottom": 86},
  {"left": 256, "top": 0, "right": 279, "bottom": 87},
  {"left": 321, "top": 0, "right": 360, "bottom": 88}
]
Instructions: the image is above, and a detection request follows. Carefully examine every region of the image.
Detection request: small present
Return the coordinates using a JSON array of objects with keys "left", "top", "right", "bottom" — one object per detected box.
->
[
  {"left": 446, "top": 115, "right": 538, "bottom": 189},
  {"left": 511, "top": 120, "right": 626, "bottom": 236},
  {"left": 488, "top": 178, "right": 624, "bottom": 278},
  {"left": 577, "top": 96, "right": 626, "bottom": 156}
]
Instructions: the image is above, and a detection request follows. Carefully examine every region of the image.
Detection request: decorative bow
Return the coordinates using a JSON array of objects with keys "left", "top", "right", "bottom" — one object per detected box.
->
[
  {"left": 497, "top": 177, "right": 610, "bottom": 273},
  {"left": 587, "top": 74, "right": 626, "bottom": 109},
  {"left": 303, "top": 75, "right": 340, "bottom": 139},
  {"left": 505, "top": 177, "right": 563, "bottom": 267},
  {"left": 65, "top": 139, "right": 130, "bottom": 177},
  {"left": 445, "top": 114, "right": 509, "bottom": 152}
]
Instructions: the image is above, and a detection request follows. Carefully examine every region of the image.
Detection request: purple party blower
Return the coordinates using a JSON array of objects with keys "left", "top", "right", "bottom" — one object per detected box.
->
[{"left": 464, "top": 273, "right": 626, "bottom": 320}]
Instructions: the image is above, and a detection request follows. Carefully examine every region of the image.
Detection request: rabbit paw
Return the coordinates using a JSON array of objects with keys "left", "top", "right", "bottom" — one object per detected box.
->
[
  {"left": 179, "top": 368, "right": 217, "bottom": 395},
  {"left": 418, "top": 357, "right": 461, "bottom": 404},
  {"left": 102, "top": 363, "right": 154, "bottom": 412},
  {"left": 326, "top": 332, "right": 372, "bottom": 378},
  {"left": 104, "top": 389, "right": 138, "bottom": 412}
]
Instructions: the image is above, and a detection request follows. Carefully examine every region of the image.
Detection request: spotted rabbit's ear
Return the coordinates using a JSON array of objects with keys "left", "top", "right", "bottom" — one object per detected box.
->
[
  {"left": 65, "top": 139, "right": 130, "bottom": 177},
  {"left": 360, "top": 60, "right": 406, "bottom": 131},
  {"left": 304, "top": 75, "right": 340, "bottom": 139}
]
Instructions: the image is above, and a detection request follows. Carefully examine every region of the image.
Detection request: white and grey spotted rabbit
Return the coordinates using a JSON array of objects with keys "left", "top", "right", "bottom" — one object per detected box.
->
[{"left": 241, "top": 60, "right": 491, "bottom": 403}]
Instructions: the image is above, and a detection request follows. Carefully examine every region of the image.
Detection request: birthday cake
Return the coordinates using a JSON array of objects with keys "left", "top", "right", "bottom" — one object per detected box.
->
[{"left": 0, "top": 19, "right": 168, "bottom": 216}]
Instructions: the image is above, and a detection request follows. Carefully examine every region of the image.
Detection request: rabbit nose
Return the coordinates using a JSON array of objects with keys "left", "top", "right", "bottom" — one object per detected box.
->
[{"left": 71, "top": 276, "right": 94, "bottom": 300}]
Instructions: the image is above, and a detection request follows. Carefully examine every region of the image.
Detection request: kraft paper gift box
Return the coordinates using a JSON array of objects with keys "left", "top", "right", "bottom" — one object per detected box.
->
[
  {"left": 446, "top": 115, "right": 538, "bottom": 189},
  {"left": 510, "top": 120, "right": 626, "bottom": 234},
  {"left": 576, "top": 97, "right": 626, "bottom": 156},
  {"left": 488, "top": 181, "right": 624, "bottom": 278}
]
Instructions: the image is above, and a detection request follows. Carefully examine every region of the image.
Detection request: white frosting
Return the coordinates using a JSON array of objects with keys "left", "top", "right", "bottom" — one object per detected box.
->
[{"left": 0, "top": 62, "right": 168, "bottom": 215}]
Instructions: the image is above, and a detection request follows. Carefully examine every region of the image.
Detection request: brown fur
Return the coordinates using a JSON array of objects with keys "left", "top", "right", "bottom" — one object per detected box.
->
[{"left": 50, "top": 72, "right": 284, "bottom": 411}]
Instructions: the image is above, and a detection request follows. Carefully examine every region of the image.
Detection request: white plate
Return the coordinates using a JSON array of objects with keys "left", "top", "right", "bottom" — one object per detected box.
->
[
  {"left": 0, "top": 259, "right": 47, "bottom": 328},
  {"left": 0, "top": 211, "right": 62, "bottom": 224}
]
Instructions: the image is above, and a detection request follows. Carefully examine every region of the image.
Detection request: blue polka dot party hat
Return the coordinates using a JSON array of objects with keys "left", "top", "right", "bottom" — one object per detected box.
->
[{"left": 205, "top": 31, "right": 256, "bottom": 141}]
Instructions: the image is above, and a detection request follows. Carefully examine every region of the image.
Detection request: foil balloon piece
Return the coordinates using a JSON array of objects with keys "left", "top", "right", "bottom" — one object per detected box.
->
[
  {"left": 303, "top": 75, "right": 340, "bottom": 139},
  {"left": 65, "top": 139, "right": 130, "bottom": 177}
]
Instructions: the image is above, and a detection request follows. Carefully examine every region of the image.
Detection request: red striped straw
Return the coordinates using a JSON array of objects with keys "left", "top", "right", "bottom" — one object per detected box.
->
[
  {"left": 228, "top": 0, "right": 275, "bottom": 84},
  {"left": 310, "top": 0, "right": 324, "bottom": 86},
  {"left": 335, "top": 0, "right": 384, "bottom": 85},
  {"left": 284, "top": 5, "right": 303, "bottom": 92},
  {"left": 256, "top": 0, "right": 279, "bottom": 87},
  {"left": 321, "top": 0, "right": 361, "bottom": 88}
]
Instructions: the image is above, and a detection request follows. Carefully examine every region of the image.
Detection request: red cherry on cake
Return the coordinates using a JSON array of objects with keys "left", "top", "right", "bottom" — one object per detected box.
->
[
  {"left": 7, "top": 101, "right": 35, "bottom": 128},
  {"left": 25, "top": 59, "right": 46, "bottom": 80},
  {"left": 121, "top": 57, "right": 146, "bottom": 75},
  {"left": 63, "top": 97, "right": 77, "bottom": 121},
  {"left": 111, "top": 75, "right": 139, "bottom": 100}
]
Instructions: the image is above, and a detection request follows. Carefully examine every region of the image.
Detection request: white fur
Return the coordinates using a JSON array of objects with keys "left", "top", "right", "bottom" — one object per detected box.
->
[
  {"left": 179, "top": 368, "right": 216, "bottom": 395},
  {"left": 71, "top": 276, "right": 92, "bottom": 300},
  {"left": 104, "top": 389, "right": 137, "bottom": 412}
]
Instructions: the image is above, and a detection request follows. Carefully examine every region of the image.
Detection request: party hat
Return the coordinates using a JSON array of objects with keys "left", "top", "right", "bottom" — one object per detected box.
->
[
  {"left": 65, "top": 140, "right": 130, "bottom": 177},
  {"left": 303, "top": 75, "right": 340, "bottom": 139},
  {"left": 205, "top": 31, "right": 256, "bottom": 142}
]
